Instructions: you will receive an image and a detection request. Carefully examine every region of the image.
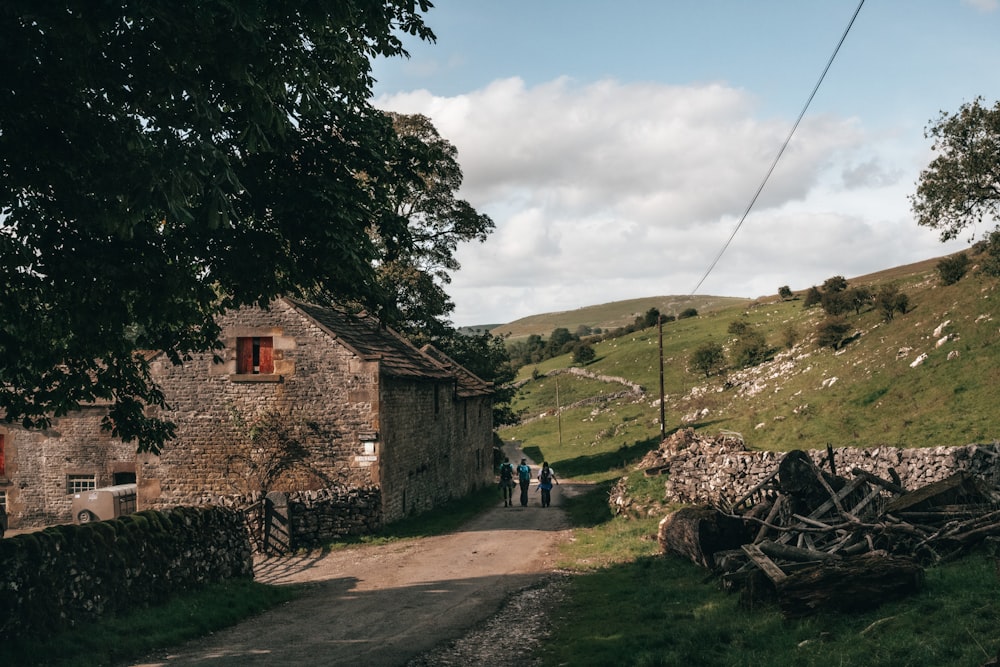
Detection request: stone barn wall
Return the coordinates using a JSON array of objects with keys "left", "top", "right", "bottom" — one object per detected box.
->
[
  {"left": 1, "top": 408, "right": 136, "bottom": 529},
  {"left": 139, "top": 300, "right": 381, "bottom": 510}
]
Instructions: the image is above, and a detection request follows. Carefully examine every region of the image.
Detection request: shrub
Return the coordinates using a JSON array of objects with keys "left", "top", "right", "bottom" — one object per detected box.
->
[
  {"left": 690, "top": 341, "right": 726, "bottom": 377},
  {"left": 817, "top": 317, "right": 852, "bottom": 350},
  {"left": 678, "top": 308, "right": 698, "bottom": 319},
  {"left": 731, "top": 330, "right": 769, "bottom": 368},
  {"left": 778, "top": 285, "right": 793, "bottom": 300},
  {"left": 937, "top": 253, "right": 970, "bottom": 285}
]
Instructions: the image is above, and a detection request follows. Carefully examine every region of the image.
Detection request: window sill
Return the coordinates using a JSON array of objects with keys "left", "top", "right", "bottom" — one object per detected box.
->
[{"left": 229, "top": 374, "right": 284, "bottom": 383}]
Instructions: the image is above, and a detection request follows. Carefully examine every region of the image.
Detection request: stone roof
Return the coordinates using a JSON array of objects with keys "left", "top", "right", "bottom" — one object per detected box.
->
[
  {"left": 284, "top": 299, "right": 456, "bottom": 382},
  {"left": 421, "top": 344, "right": 494, "bottom": 398}
]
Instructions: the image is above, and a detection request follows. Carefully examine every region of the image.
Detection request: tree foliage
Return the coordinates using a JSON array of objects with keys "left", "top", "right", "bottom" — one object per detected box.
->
[
  {"left": 572, "top": 343, "right": 596, "bottom": 365},
  {"left": 690, "top": 342, "right": 726, "bottom": 378},
  {"left": 876, "top": 284, "right": 910, "bottom": 322},
  {"left": 778, "top": 285, "right": 793, "bottom": 300},
  {"left": 816, "top": 317, "right": 853, "bottom": 350},
  {"left": 437, "top": 331, "right": 518, "bottom": 427},
  {"left": 936, "top": 253, "right": 971, "bottom": 285},
  {"left": 371, "top": 113, "right": 494, "bottom": 340},
  {"left": 0, "top": 2, "right": 437, "bottom": 452},
  {"left": 731, "top": 329, "right": 769, "bottom": 369},
  {"left": 911, "top": 98, "right": 1000, "bottom": 243}
]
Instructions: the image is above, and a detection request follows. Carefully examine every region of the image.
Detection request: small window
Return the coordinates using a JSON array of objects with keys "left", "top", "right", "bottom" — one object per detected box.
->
[
  {"left": 67, "top": 474, "right": 97, "bottom": 495},
  {"left": 237, "top": 336, "right": 274, "bottom": 374}
]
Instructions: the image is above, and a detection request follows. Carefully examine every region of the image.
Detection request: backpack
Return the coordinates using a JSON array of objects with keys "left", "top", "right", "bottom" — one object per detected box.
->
[
  {"left": 499, "top": 462, "right": 513, "bottom": 481},
  {"left": 540, "top": 468, "right": 552, "bottom": 484},
  {"left": 517, "top": 464, "right": 531, "bottom": 482}
]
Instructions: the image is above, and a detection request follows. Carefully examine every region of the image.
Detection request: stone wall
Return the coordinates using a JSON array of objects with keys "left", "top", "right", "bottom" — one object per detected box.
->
[
  {"left": 378, "top": 377, "right": 494, "bottom": 523},
  {"left": 139, "top": 300, "right": 381, "bottom": 511},
  {"left": 648, "top": 429, "right": 1000, "bottom": 506},
  {"left": 1, "top": 407, "right": 136, "bottom": 528},
  {"left": 0, "top": 505, "right": 252, "bottom": 641}
]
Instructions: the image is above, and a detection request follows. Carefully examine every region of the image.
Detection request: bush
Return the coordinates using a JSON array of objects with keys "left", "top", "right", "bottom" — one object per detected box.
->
[
  {"left": 572, "top": 343, "right": 596, "bottom": 365},
  {"left": 937, "top": 253, "right": 970, "bottom": 285},
  {"left": 690, "top": 341, "right": 726, "bottom": 377},
  {"left": 778, "top": 285, "right": 793, "bottom": 300},
  {"left": 678, "top": 308, "right": 698, "bottom": 319},
  {"left": 731, "top": 330, "right": 769, "bottom": 368},
  {"left": 817, "top": 317, "right": 852, "bottom": 350}
]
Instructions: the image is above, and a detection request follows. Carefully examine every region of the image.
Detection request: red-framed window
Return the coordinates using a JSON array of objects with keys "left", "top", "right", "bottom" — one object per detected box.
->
[{"left": 237, "top": 336, "right": 274, "bottom": 374}]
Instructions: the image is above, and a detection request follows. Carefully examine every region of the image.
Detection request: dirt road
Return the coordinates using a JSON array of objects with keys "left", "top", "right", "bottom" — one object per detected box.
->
[{"left": 131, "top": 458, "right": 576, "bottom": 667}]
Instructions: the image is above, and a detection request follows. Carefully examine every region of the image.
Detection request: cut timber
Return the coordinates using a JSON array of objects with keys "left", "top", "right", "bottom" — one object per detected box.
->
[
  {"left": 775, "top": 553, "right": 923, "bottom": 619},
  {"left": 741, "top": 543, "right": 787, "bottom": 584},
  {"left": 659, "top": 506, "right": 751, "bottom": 569},
  {"left": 885, "top": 472, "right": 990, "bottom": 514}
]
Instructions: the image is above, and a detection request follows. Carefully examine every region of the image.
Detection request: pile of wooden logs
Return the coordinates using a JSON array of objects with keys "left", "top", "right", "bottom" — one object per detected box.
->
[{"left": 658, "top": 447, "right": 1000, "bottom": 618}]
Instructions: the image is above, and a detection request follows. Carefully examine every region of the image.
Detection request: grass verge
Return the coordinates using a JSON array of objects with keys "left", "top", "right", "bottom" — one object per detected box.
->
[
  {"left": 546, "top": 484, "right": 1000, "bottom": 667},
  {"left": 3, "top": 579, "right": 299, "bottom": 667}
]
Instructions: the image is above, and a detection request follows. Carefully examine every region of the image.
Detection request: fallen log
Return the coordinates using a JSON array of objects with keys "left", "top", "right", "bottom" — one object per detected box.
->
[
  {"left": 659, "top": 506, "right": 751, "bottom": 569},
  {"left": 775, "top": 553, "right": 923, "bottom": 619}
]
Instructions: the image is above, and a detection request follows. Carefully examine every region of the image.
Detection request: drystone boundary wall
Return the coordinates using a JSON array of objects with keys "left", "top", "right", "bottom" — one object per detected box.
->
[
  {"left": 207, "top": 484, "right": 383, "bottom": 554},
  {"left": 655, "top": 430, "right": 1000, "bottom": 506},
  {"left": 0, "top": 505, "right": 252, "bottom": 641}
]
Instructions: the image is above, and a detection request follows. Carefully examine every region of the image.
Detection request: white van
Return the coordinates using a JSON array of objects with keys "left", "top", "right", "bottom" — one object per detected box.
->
[{"left": 72, "top": 483, "right": 137, "bottom": 524}]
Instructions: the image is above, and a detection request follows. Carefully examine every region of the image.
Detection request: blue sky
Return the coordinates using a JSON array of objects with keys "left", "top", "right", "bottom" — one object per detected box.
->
[{"left": 372, "top": 1, "right": 1000, "bottom": 326}]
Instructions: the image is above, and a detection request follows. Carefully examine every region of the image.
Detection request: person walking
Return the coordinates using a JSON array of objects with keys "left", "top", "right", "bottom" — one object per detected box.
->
[
  {"left": 498, "top": 456, "right": 515, "bottom": 507},
  {"left": 537, "top": 461, "right": 559, "bottom": 508},
  {"left": 516, "top": 458, "right": 532, "bottom": 507}
]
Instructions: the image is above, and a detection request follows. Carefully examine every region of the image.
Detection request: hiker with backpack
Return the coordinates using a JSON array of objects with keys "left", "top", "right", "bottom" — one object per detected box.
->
[
  {"left": 498, "top": 456, "right": 515, "bottom": 507},
  {"left": 537, "top": 462, "right": 559, "bottom": 508},
  {"left": 516, "top": 458, "right": 532, "bottom": 507}
]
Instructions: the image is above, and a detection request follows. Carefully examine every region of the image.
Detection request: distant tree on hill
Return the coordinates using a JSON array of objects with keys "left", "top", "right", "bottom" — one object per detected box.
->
[
  {"left": 778, "top": 285, "right": 794, "bottom": 300},
  {"left": 911, "top": 98, "right": 1000, "bottom": 243},
  {"left": 821, "top": 290, "right": 853, "bottom": 316},
  {"left": 822, "top": 275, "right": 849, "bottom": 293},
  {"left": 572, "top": 343, "right": 596, "bottom": 365},
  {"left": 976, "top": 231, "right": 1000, "bottom": 277},
  {"left": 846, "top": 286, "right": 874, "bottom": 315},
  {"left": 690, "top": 341, "right": 726, "bottom": 377},
  {"left": 780, "top": 324, "right": 800, "bottom": 350},
  {"left": 875, "top": 284, "right": 909, "bottom": 321},
  {"left": 731, "top": 329, "right": 770, "bottom": 368},
  {"left": 678, "top": 308, "right": 699, "bottom": 320},
  {"left": 803, "top": 286, "right": 822, "bottom": 308},
  {"left": 727, "top": 318, "right": 751, "bottom": 335},
  {"left": 937, "top": 253, "right": 970, "bottom": 285},
  {"left": 641, "top": 308, "right": 661, "bottom": 328},
  {"left": 574, "top": 324, "right": 594, "bottom": 338},
  {"left": 817, "top": 317, "right": 853, "bottom": 350},
  {"left": 546, "top": 327, "right": 576, "bottom": 357}
]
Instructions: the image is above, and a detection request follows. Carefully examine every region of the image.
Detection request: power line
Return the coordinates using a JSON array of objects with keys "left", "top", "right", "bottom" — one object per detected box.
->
[{"left": 689, "top": 0, "right": 866, "bottom": 296}]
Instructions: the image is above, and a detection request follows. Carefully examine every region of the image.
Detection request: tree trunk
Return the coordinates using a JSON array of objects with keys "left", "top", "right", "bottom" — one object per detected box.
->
[
  {"left": 659, "top": 506, "right": 751, "bottom": 569},
  {"left": 775, "top": 553, "right": 924, "bottom": 619}
]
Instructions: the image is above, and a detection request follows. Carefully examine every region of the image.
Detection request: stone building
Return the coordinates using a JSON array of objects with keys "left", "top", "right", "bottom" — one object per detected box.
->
[{"left": 0, "top": 298, "right": 494, "bottom": 530}]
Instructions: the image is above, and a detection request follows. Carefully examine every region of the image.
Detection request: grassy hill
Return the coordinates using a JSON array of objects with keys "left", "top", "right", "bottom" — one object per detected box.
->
[
  {"left": 488, "top": 294, "right": 749, "bottom": 341},
  {"left": 500, "top": 251, "right": 999, "bottom": 473}
]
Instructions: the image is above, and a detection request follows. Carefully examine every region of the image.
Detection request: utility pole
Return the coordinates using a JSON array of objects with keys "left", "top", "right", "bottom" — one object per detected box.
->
[
  {"left": 555, "top": 375, "right": 563, "bottom": 448},
  {"left": 658, "top": 313, "right": 666, "bottom": 440}
]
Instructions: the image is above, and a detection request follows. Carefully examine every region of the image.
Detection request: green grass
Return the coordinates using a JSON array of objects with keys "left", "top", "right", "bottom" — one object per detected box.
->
[
  {"left": 3, "top": 579, "right": 300, "bottom": 667},
  {"left": 546, "top": 483, "right": 1000, "bottom": 667}
]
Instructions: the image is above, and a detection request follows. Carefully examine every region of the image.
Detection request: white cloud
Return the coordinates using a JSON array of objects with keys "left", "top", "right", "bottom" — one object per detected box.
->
[{"left": 376, "top": 78, "right": 960, "bottom": 325}]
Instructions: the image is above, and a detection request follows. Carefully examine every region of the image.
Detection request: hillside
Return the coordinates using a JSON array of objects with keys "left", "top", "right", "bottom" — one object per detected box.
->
[
  {"left": 489, "top": 294, "right": 749, "bottom": 341},
  {"left": 499, "top": 251, "right": 1000, "bottom": 470}
]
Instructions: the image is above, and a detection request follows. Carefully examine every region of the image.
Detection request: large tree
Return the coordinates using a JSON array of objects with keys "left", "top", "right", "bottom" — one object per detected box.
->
[
  {"left": 368, "top": 113, "right": 494, "bottom": 340},
  {"left": 0, "top": 2, "right": 435, "bottom": 452},
  {"left": 911, "top": 97, "right": 1000, "bottom": 242}
]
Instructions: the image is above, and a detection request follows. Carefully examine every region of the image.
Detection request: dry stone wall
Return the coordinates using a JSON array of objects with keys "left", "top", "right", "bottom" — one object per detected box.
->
[
  {"left": 0, "top": 505, "right": 252, "bottom": 641},
  {"left": 648, "top": 429, "right": 1000, "bottom": 506}
]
